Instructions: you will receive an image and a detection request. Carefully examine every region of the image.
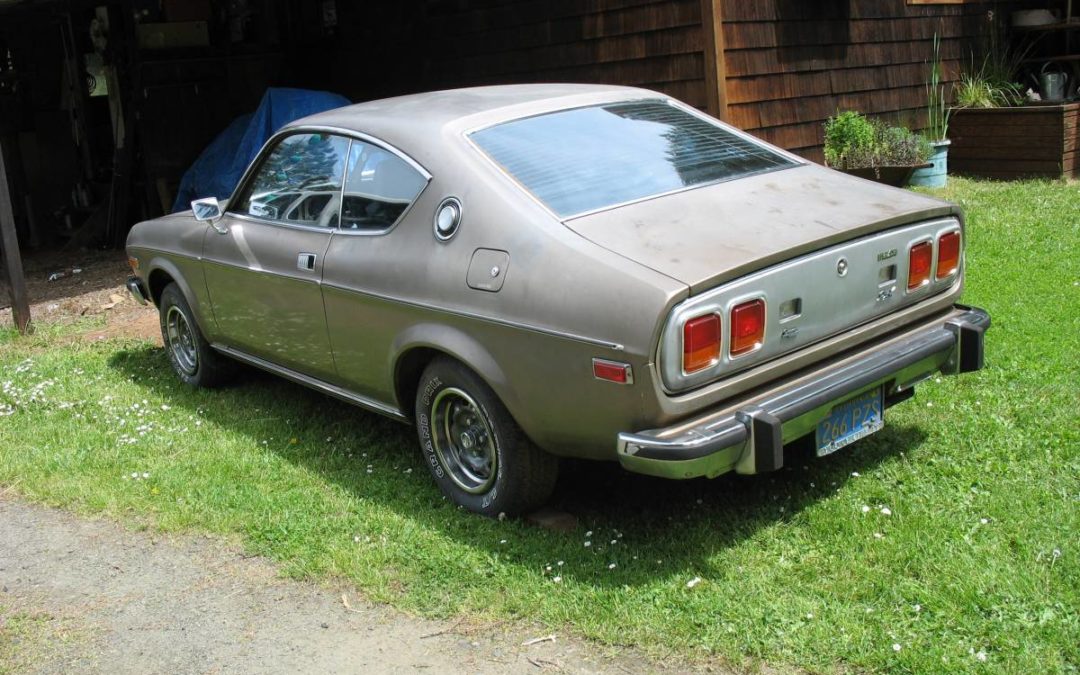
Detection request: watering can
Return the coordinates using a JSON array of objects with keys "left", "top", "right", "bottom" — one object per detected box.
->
[{"left": 1034, "top": 63, "right": 1070, "bottom": 102}]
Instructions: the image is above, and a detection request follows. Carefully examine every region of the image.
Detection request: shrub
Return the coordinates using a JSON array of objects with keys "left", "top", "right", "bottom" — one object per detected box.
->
[{"left": 824, "top": 112, "right": 932, "bottom": 170}]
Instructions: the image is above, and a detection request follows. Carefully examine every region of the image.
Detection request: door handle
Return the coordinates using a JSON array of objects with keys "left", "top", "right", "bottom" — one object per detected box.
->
[{"left": 297, "top": 253, "right": 317, "bottom": 271}]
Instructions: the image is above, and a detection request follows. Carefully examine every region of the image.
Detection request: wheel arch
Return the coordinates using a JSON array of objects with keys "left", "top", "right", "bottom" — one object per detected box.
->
[
  {"left": 144, "top": 256, "right": 213, "bottom": 328},
  {"left": 391, "top": 323, "right": 517, "bottom": 425}
]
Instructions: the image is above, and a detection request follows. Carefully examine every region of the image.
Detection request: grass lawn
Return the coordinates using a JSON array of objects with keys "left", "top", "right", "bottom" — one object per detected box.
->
[{"left": 1, "top": 177, "right": 1077, "bottom": 673}]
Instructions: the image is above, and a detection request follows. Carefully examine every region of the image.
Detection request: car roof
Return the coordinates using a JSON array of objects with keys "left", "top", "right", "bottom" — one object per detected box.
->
[{"left": 285, "top": 84, "right": 661, "bottom": 153}]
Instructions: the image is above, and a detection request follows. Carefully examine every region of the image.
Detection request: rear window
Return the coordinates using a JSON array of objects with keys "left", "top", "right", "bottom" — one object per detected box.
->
[{"left": 470, "top": 100, "right": 797, "bottom": 218}]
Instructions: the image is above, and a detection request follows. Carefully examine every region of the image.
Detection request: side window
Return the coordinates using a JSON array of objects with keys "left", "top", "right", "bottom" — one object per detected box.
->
[
  {"left": 340, "top": 140, "right": 428, "bottom": 232},
  {"left": 232, "top": 133, "right": 350, "bottom": 228}
]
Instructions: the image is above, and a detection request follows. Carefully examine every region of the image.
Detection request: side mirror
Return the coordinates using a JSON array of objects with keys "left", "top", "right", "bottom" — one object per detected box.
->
[{"left": 191, "top": 197, "right": 222, "bottom": 222}]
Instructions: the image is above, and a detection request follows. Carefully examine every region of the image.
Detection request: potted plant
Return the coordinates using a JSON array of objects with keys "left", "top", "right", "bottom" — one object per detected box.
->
[
  {"left": 911, "top": 33, "right": 952, "bottom": 188},
  {"left": 824, "top": 111, "right": 932, "bottom": 187}
]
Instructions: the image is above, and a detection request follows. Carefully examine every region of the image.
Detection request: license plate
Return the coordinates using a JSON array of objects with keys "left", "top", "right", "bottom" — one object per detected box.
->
[{"left": 815, "top": 387, "right": 884, "bottom": 457}]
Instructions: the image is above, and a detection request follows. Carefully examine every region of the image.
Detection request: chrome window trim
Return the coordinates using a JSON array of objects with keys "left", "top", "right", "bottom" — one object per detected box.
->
[
  {"left": 225, "top": 126, "right": 432, "bottom": 238},
  {"left": 462, "top": 97, "right": 805, "bottom": 222}
]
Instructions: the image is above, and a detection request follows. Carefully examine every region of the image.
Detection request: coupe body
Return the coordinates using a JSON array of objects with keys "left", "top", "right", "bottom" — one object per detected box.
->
[{"left": 126, "top": 84, "right": 989, "bottom": 515}]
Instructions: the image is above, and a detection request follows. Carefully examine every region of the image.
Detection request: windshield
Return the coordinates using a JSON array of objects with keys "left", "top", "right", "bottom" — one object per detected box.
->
[{"left": 470, "top": 100, "right": 798, "bottom": 218}]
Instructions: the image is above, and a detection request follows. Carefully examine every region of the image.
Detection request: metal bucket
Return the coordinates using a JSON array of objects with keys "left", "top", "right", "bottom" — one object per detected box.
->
[{"left": 909, "top": 140, "right": 950, "bottom": 188}]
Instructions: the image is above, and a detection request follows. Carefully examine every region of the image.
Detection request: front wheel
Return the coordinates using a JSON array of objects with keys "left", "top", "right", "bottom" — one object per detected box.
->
[
  {"left": 158, "top": 283, "right": 232, "bottom": 388},
  {"left": 415, "top": 357, "right": 558, "bottom": 517}
]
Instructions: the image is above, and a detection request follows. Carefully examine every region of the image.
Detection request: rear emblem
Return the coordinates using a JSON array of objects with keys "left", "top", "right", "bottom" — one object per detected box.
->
[{"left": 836, "top": 257, "right": 849, "bottom": 277}]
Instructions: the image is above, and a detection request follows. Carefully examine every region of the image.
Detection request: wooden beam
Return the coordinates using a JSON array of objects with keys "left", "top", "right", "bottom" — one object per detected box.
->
[
  {"left": 0, "top": 138, "right": 31, "bottom": 334},
  {"left": 700, "top": 0, "right": 729, "bottom": 121}
]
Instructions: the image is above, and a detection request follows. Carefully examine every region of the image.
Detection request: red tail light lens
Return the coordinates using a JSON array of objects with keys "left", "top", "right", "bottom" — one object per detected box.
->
[
  {"left": 683, "top": 314, "right": 720, "bottom": 373},
  {"left": 730, "top": 299, "right": 766, "bottom": 357},
  {"left": 936, "top": 231, "right": 960, "bottom": 279},
  {"left": 907, "top": 241, "right": 933, "bottom": 291}
]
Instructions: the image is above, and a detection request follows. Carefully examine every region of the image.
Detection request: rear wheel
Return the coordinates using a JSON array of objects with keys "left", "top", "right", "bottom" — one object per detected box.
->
[
  {"left": 158, "top": 283, "right": 231, "bottom": 388},
  {"left": 414, "top": 357, "right": 558, "bottom": 517}
]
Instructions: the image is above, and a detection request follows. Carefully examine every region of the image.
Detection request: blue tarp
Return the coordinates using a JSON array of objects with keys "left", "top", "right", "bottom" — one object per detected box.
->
[{"left": 171, "top": 87, "right": 351, "bottom": 213}]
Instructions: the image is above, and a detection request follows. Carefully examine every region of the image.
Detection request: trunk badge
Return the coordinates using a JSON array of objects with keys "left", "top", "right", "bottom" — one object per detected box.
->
[{"left": 836, "top": 257, "right": 849, "bottom": 277}]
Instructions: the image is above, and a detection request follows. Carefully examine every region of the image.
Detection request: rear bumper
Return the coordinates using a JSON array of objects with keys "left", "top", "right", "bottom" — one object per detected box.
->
[
  {"left": 126, "top": 276, "right": 149, "bottom": 305},
  {"left": 617, "top": 305, "right": 989, "bottom": 479}
]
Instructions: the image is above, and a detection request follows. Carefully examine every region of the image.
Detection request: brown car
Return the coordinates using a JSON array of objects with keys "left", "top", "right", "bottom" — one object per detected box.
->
[{"left": 126, "top": 84, "right": 989, "bottom": 516}]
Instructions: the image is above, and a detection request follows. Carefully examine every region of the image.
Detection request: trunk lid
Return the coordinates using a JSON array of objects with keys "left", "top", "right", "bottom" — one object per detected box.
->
[{"left": 563, "top": 164, "right": 957, "bottom": 294}]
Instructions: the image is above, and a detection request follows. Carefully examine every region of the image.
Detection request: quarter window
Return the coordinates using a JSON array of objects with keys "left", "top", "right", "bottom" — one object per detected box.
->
[
  {"left": 232, "top": 133, "right": 350, "bottom": 227},
  {"left": 340, "top": 140, "right": 428, "bottom": 232}
]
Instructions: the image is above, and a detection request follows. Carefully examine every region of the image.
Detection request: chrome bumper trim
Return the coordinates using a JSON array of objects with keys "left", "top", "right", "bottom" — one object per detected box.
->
[
  {"left": 126, "top": 276, "right": 149, "bottom": 305},
  {"left": 617, "top": 305, "right": 989, "bottom": 478}
]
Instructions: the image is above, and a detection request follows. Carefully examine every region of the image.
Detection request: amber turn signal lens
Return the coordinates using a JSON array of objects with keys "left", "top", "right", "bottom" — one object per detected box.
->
[
  {"left": 936, "top": 231, "right": 960, "bottom": 279},
  {"left": 907, "top": 241, "right": 933, "bottom": 291},
  {"left": 683, "top": 314, "right": 720, "bottom": 374},
  {"left": 730, "top": 299, "right": 766, "bottom": 357},
  {"left": 127, "top": 257, "right": 139, "bottom": 272}
]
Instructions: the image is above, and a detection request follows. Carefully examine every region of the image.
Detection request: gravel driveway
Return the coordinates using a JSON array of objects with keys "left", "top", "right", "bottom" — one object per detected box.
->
[{"left": 0, "top": 498, "right": 656, "bottom": 674}]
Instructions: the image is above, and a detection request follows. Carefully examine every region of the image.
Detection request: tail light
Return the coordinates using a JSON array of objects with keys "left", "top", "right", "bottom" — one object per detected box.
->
[
  {"left": 936, "top": 231, "right": 960, "bottom": 279},
  {"left": 683, "top": 314, "right": 720, "bottom": 373},
  {"left": 730, "top": 299, "right": 766, "bottom": 357},
  {"left": 907, "top": 241, "right": 933, "bottom": 291}
]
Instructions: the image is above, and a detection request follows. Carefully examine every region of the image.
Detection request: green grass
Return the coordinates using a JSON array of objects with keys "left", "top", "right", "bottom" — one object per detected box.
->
[{"left": 1, "top": 177, "right": 1077, "bottom": 673}]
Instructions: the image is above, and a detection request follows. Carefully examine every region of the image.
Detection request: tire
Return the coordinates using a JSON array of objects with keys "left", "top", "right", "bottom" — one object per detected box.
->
[
  {"left": 414, "top": 357, "right": 558, "bottom": 517},
  {"left": 158, "top": 283, "right": 231, "bottom": 388}
]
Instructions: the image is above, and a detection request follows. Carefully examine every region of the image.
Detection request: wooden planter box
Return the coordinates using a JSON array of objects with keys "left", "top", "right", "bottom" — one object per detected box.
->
[{"left": 949, "top": 103, "right": 1079, "bottom": 180}]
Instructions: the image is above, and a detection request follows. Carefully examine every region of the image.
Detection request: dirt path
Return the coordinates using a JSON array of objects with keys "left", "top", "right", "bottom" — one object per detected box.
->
[{"left": 0, "top": 497, "right": 665, "bottom": 674}]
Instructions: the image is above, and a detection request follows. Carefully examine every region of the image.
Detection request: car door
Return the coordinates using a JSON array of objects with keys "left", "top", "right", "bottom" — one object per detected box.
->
[
  {"left": 321, "top": 137, "right": 431, "bottom": 401},
  {"left": 201, "top": 131, "right": 350, "bottom": 381}
]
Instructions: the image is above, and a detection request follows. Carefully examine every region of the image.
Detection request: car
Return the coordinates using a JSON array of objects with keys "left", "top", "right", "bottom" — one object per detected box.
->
[{"left": 125, "top": 84, "right": 989, "bottom": 517}]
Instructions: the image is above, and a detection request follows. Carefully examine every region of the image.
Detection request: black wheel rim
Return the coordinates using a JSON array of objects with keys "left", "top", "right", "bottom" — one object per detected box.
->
[
  {"left": 431, "top": 387, "right": 497, "bottom": 494},
  {"left": 165, "top": 306, "right": 198, "bottom": 377}
]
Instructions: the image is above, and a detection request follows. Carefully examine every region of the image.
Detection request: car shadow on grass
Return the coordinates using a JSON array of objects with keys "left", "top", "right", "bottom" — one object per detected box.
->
[{"left": 109, "top": 344, "right": 927, "bottom": 588}]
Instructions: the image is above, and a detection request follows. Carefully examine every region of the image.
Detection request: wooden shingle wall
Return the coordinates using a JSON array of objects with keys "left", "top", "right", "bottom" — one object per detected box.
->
[
  {"left": 721, "top": 0, "right": 998, "bottom": 161},
  {"left": 421, "top": 0, "right": 709, "bottom": 109}
]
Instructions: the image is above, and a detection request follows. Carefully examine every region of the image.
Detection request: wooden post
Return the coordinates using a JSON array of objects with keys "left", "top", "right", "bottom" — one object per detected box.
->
[
  {"left": 700, "top": 0, "right": 729, "bottom": 121},
  {"left": 0, "top": 138, "right": 31, "bottom": 333}
]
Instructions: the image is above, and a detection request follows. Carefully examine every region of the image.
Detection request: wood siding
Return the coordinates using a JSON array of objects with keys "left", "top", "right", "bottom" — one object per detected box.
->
[
  {"left": 421, "top": 0, "right": 709, "bottom": 109},
  {"left": 720, "top": 0, "right": 999, "bottom": 161}
]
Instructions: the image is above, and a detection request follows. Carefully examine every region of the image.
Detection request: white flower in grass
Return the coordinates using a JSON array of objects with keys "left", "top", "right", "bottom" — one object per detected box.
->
[
  {"left": 556, "top": 561, "right": 564, "bottom": 566},
  {"left": 880, "top": 507, "right": 892, "bottom": 516},
  {"left": 851, "top": 472, "right": 860, "bottom": 477},
  {"left": 980, "top": 518, "right": 989, "bottom": 524},
  {"left": 585, "top": 530, "right": 593, "bottom": 537},
  {"left": 893, "top": 643, "right": 901, "bottom": 652},
  {"left": 142, "top": 472, "right": 150, "bottom": 479},
  {"left": 914, "top": 604, "right": 922, "bottom": 612},
  {"left": 499, "top": 539, "right": 507, "bottom": 545},
  {"left": 583, "top": 541, "right": 591, "bottom": 547},
  {"left": 874, "top": 532, "right": 884, "bottom": 539},
  {"left": 553, "top": 576, "right": 562, "bottom": 583},
  {"left": 806, "top": 613, "right": 814, "bottom": 620},
  {"left": 861, "top": 505, "right": 871, "bottom": 513},
  {"left": 608, "top": 563, "right": 616, "bottom": 570},
  {"left": 975, "top": 650, "right": 987, "bottom": 662},
  {"left": 686, "top": 576, "right": 702, "bottom": 589}
]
